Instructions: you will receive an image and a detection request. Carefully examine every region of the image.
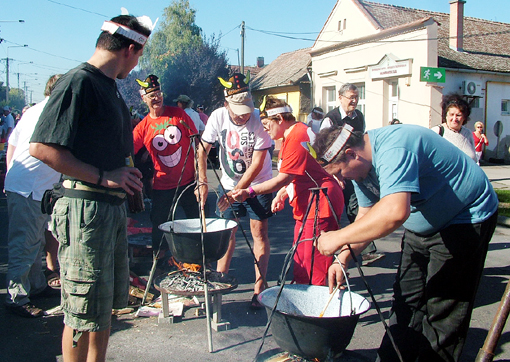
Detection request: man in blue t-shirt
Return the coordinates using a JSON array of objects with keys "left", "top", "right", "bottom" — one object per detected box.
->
[{"left": 313, "top": 124, "right": 498, "bottom": 362}]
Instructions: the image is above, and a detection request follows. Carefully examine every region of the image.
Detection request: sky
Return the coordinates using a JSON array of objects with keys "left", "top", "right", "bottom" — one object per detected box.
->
[{"left": 1, "top": 0, "right": 509, "bottom": 104}]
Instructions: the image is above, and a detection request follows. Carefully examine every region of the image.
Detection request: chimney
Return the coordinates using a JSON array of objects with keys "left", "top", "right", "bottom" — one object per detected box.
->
[
  {"left": 449, "top": 0, "right": 465, "bottom": 51},
  {"left": 257, "top": 57, "right": 264, "bottom": 68}
]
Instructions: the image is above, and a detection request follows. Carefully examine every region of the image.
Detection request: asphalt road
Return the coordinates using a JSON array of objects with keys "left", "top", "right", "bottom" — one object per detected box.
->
[{"left": 0, "top": 164, "right": 509, "bottom": 362}]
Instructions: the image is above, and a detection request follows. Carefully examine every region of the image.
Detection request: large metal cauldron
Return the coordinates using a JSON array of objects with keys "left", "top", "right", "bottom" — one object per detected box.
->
[
  {"left": 159, "top": 218, "right": 237, "bottom": 264},
  {"left": 258, "top": 284, "right": 370, "bottom": 361}
]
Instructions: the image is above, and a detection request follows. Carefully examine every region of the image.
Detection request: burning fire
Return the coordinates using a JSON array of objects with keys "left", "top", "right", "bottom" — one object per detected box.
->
[{"left": 168, "top": 256, "right": 202, "bottom": 273}]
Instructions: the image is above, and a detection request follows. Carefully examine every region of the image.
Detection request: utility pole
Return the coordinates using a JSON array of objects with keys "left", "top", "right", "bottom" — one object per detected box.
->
[
  {"left": 240, "top": 21, "right": 245, "bottom": 75},
  {"left": 5, "top": 44, "right": 28, "bottom": 103},
  {"left": 5, "top": 56, "right": 9, "bottom": 103}
]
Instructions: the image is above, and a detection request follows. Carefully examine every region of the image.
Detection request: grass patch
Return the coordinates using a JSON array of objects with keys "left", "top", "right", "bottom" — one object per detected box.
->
[
  {"left": 496, "top": 189, "right": 510, "bottom": 203},
  {"left": 496, "top": 190, "right": 510, "bottom": 217}
]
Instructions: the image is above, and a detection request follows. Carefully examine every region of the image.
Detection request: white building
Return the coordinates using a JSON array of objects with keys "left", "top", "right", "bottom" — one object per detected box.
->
[{"left": 311, "top": 0, "right": 510, "bottom": 162}]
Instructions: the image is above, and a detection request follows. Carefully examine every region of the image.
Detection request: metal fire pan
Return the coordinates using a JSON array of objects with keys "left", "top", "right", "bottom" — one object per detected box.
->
[{"left": 154, "top": 270, "right": 238, "bottom": 297}]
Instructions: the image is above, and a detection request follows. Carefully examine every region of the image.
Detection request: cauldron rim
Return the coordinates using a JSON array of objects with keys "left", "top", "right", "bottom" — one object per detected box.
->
[
  {"left": 258, "top": 284, "right": 370, "bottom": 319},
  {"left": 159, "top": 218, "right": 237, "bottom": 234}
]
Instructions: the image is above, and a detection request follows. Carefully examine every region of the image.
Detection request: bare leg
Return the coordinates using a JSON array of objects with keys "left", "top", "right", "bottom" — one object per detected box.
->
[
  {"left": 44, "top": 229, "right": 59, "bottom": 272},
  {"left": 216, "top": 226, "right": 237, "bottom": 273},
  {"left": 250, "top": 219, "right": 269, "bottom": 295},
  {"left": 62, "top": 325, "right": 110, "bottom": 362}
]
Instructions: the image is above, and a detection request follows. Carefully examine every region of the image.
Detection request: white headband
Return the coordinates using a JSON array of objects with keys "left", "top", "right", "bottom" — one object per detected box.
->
[
  {"left": 101, "top": 21, "right": 148, "bottom": 45},
  {"left": 322, "top": 124, "right": 354, "bottom": 162},
  {"left": 266, "top": 105, "right": 293, "bottom": 117}
]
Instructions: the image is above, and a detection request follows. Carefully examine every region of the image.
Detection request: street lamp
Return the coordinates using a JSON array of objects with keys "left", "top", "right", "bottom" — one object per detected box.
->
[
  {"left": 17, "top": 61, "right": 33, "bottom": 89},
  {"left": 5, "top": 44, "right": 28, "bottom": 103}
]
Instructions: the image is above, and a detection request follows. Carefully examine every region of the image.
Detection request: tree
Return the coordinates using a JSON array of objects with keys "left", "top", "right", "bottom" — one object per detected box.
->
[
  {"left": 140, "top": 0, "right": 203, "bottom": 76},
  {"left": 117, "top": 69, "right": 148, "bottom": 117},
  {"left": 127, "top": 0, "right": 231, "bottom": 115},
  {"left": 1, "top": 87, "right": 25, "bottom": 112},
  {"left": 159, "top": 35, "right": 229, "bottom": 114}
]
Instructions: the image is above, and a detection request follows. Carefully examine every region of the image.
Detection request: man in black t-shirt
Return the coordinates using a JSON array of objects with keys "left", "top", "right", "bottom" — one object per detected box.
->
[{"left": 30, "top": 14, "right": 152, "bottom": 362}]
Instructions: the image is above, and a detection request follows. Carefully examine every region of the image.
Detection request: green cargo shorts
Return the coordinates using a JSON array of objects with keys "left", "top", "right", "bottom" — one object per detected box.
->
[{"left": 53, "top": 196, "right": 129, "bottom": 332}]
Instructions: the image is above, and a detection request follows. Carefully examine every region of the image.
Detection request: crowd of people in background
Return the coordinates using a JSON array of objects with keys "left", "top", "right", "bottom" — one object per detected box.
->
[{"left": 0, "top": 10, "right": 498, "bottom": 362}]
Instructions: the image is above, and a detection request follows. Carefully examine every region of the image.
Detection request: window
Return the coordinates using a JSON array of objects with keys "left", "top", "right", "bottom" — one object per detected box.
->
[
  {"left": 325, "top": 87, "right": 336, "bottom": 112},
  {"left": 355, "top": 83, "right": 366, "bottom": 115},
  {"left": 338, "top": 19, "right": 346, "bottom": 32},
  {"left": 391, "top": 81, "right": 398, "bottom": 97},
  {"left": 502, "top": 100, "right": 510, "bottom": 115}
]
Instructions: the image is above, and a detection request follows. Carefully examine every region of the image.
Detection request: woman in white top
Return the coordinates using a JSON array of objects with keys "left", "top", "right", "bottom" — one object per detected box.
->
[
  {"left": 431, "top": 93, "right": 476, "bottom": 162},
  {"left": 307, "top": 107, "right": 324, "bottom": 134}
]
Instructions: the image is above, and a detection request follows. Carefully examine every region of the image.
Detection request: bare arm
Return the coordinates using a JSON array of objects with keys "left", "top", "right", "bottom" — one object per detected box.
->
[
  {"left": 29, "top": 142, "right": 142, "bottom": 194},
  {"left": 217, "top": 149, "right": 269, "bottom": 211},
  {"left": 234, "top": 149, "right": 267, "bottom": 190},
  {"left": 318, "top": 192, "right": 411, "bottom": 256},
  {"left": 323, "top": 193, "right": 410, "bottom": 291},
  {"left": 195, "top": 141, "right": 212, "bottom": 207},
  {"left": 230, "top": 172, "right": 294, "bottom": 204}
]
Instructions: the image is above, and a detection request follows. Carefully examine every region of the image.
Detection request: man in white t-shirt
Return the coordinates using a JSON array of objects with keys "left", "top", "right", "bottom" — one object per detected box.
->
[
  {"left": 5, "top": 75, "right": 62, "bottom": 318},
  {"left": 195, "top": 73, "right": 273, "bottom": 308}
]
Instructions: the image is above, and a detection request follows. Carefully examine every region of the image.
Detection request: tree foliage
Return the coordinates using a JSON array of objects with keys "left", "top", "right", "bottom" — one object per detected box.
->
[
  {"left": 117, "top": 69, "right": 148, "bottom": 117},
  {"left": 0, "top": 84, "right": 26, "bottom": 113},
  {"left": 118, "top": 0, "right": 232, "bottom": 116},
  {"left": 159, "top": 35, "right": 229, "bottom": 114},
  {"left": 140, "top": 0, "right": 203, "bottom": 76}
]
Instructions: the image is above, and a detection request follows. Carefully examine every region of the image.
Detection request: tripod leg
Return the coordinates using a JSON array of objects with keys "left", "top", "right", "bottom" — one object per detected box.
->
[{"left": 475, "top": 277, "right": 510, "bottom": 362}]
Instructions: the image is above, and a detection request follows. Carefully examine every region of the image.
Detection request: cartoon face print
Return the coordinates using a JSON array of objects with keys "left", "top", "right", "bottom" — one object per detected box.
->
[{"left": 151, "top": 125, "right": 183, "bottom": 168}]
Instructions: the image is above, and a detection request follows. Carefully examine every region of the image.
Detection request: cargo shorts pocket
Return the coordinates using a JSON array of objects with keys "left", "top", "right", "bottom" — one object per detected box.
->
[
  {"left": 52, "top": 199, "right": 70, "bottom": 246},
  {"left": 62, "top": 268, "right": 98, "bottom": 316}
]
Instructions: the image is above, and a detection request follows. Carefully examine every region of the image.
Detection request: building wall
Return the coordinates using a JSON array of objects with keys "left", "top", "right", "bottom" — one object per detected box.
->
[
  {"left": 486, "top": 81, "right": 510, "bottom": 162},
  {"left": 315, "top": 0, "right": 379, "bottom": 52},
  {"left": 312, "top": 24, "right": 442, "bottom": 130},
  {"left": 252, "top": 85, "right": 309, "bottom": 124}
]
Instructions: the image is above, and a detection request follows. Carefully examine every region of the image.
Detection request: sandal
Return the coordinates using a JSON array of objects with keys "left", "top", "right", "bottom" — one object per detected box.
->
[
  {"left": 250, "top": 294, "right": 263, "bottom": 310},
  {"left": 46, "top": 270, "right": 61, "bottom": 290}
]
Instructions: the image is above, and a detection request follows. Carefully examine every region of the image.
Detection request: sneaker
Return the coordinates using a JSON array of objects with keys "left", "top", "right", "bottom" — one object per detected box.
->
[
  {"left": 6, "top": 303, "right": 44, "bottom": 318},
  {"left": 361, "top": 252, "right": 385, "bottom": 266}
]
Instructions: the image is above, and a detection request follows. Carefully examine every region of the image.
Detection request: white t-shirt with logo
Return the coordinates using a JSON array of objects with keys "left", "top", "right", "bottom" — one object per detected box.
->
[{"left": 202, "top": 107, "right": 273, "bottom": 190}]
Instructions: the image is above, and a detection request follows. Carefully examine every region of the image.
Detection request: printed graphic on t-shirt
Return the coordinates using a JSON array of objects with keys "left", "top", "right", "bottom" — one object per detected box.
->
[
  {"left": 219, "top": 128, "right": 255, "bottom": 180},
  {"left": 150, "top": 119, "right": 185, "bottom": 169}
]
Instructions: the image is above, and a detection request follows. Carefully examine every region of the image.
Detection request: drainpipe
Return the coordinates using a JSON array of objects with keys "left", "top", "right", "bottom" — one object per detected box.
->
[{"left": 307, "top": 66, "right": 313, "bottom": 110}]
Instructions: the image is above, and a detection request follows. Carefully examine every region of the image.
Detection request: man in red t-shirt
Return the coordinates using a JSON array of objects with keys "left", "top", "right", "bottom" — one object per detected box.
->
[
  {"left": 232, "top": 97, "right": 344, "bottom": 286},
  {"left": 133, "top": 75, "right": 199, "bottom": 255}
]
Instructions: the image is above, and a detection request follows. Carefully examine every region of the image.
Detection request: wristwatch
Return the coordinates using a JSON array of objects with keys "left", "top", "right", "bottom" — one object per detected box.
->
[{"left": 248, "top": 186, "right": 257, "bottom": 198}]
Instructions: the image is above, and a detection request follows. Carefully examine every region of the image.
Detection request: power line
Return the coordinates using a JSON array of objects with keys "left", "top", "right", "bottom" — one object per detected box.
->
[
  {"left": 1, "top": 38, "right": 82, "bottom": 64},
  {"left": 217, "top": 24, "right": 241, "bottom": 40},
  {"left": 46, "top": 0, "right": 107, "bottom": 18}
]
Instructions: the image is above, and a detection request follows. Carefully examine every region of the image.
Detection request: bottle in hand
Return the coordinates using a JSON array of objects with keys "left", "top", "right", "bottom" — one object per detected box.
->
[{"left": 125, "top": 155, "right": 145, "bottom": 213}]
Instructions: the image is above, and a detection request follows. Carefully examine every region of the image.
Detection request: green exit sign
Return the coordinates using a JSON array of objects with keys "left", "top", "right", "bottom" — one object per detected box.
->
[{"left": 420, "top": 67, "right": 446, "bottom": 83}]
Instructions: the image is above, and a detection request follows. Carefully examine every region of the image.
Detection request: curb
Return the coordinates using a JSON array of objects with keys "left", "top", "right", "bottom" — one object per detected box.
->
[{"left": 497, "top": 215, "right": 510, "bottom": 228}]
